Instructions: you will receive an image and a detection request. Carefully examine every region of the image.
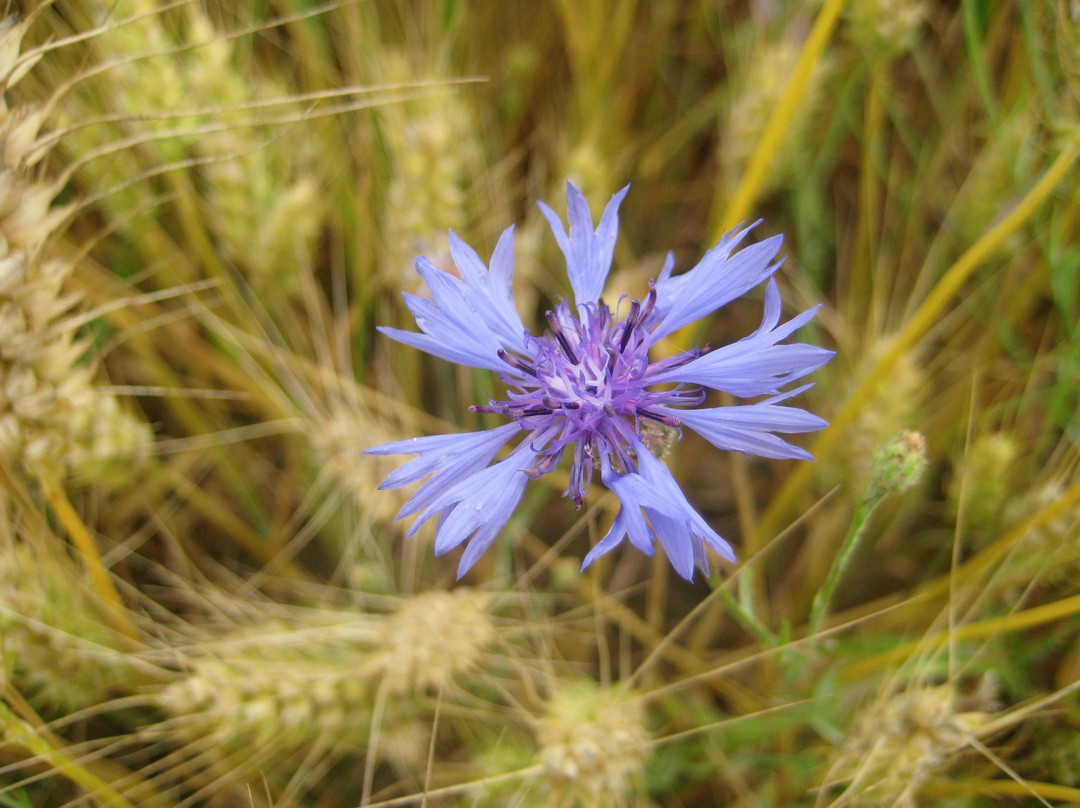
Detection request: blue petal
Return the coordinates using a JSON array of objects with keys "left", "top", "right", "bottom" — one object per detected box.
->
[
  {"left": 649, "top": 280, "right": 834, "bottom": 396},
  {"left": 661, "top": 403, "right": 827, "bottom": 461},
  {"left": 657, "top": 251, "right": 675, "bottom": 282},
  {"left": 602, "top": 471, "right": 659, "bottom": 556},
  {"left": 581, "top": 510, "right": 654, "bottom": 571},
  {"left": 537, "top": 182, "right": 629, "bottom": 307},
  {"left": 379, "top": 324, "right": 507, "bottom": 373},
  {"left": 650, "top": 225, "right": 783, "bottom": 343},
  {"left": 365, "top": 424, "right": 521, "bottom": 520},
  {"left": 382, "top": 228, "right": 529, "bottom": 371},
  {"left": 405, "top": 446, "right": 537, "bottom": 578},
  {"left": 582, "top": 446, "right": 735, "bottom": 580},
  {"left": 648, "top": 509, "right": 697, "bottom": 581},
  {"left": 631, "top": 448, "right": 736, "bottom": 564},
  {"left": 383, "top": 273, "right": 506, "bottom": 371},
  {"left": 448, "top": 227, "right": 527, "bottom": 350}
]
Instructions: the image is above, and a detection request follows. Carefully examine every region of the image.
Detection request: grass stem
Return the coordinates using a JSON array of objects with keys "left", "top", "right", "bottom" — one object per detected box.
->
[
  {"left": 808, "top": 490, "right": 883, "bottom": 638},
  {"left": 756, "top": 124, "right": 1080, "bottom": 548},
  {"left": 40, "top": 476, "right": 137, "bottom": 640}
]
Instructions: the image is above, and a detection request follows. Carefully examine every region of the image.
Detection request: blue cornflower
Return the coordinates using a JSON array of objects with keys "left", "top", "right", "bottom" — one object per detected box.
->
[{"left": 367, "top": 183, "right": 833, "bottom": 580}]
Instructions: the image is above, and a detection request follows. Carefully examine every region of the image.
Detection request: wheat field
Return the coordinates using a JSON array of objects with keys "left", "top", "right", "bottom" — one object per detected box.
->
[{"left": 1, "top": 1, "right": 1079, "bottom": 806}]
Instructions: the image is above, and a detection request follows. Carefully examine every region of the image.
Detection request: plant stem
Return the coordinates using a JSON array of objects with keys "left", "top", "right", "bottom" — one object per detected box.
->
[
  {"left": 808, "top": 490, "right": 885, "bottom": 638},
  {"left": 0, "top": 700, "right": 138, "bottom": 808},
  {"left": 40, "top": 476, "right": 137, "bottom": 640},
  {"left": 719, "top": 585, "right": 780, "bottom": 647}
]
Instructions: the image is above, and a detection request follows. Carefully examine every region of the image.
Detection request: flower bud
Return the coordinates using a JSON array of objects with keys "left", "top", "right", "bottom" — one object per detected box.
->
[{"left": 868, "top": 430, "right": 927, "bottom": 500}]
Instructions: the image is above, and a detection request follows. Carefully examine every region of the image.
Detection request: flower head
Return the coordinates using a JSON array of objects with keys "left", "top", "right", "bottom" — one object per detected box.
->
[{"left": 367, "top": 183, "right": 833, "bottom": 580}]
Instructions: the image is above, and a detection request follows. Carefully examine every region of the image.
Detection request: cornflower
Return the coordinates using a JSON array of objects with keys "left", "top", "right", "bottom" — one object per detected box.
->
[{"left": 367, "top": 184, "right": 833, "bottom": 579}]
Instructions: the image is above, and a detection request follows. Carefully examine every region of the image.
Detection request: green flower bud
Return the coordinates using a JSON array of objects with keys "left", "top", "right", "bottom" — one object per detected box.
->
[{"left": 868, "top": 430, "right": 928, "bottom": 500}]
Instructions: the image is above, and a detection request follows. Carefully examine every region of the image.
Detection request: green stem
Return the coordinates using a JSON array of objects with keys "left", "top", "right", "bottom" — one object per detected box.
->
[
  {"left": 719, "top": 585, "right": 780, "bottom": 647},
  {"left": 0, "top": 701, "right": 137, "bottom": 808},
  {"left": 808, "top": 490, "right": 885, "bottom": 638}
]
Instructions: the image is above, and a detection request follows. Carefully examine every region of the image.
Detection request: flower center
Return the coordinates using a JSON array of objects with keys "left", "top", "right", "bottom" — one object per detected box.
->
[{"left": 471, "top": 285, "right": 703, "bottom": 505}]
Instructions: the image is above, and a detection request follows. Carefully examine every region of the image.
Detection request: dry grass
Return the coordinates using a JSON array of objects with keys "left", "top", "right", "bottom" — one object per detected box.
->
[{"left": 0, "top": 1, "right": 1078, "bottom": 806}]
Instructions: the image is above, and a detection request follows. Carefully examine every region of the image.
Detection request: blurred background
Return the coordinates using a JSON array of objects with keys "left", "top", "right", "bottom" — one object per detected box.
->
[{"left": 1, "top": 0, "right": 1079, "bottom": 805}]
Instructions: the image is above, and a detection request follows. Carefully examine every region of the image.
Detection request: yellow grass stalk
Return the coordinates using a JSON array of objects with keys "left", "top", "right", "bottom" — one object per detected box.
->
[
  {"left": 39, "top": 475, "right": 136, "bottom": 639},
  {"left": 844, "top": 591, "right": 1080, "bottom": 680},
  {"left": 0, "top": 699, "right": 138, "bottom": 808},
  {"left": 653, "top": 0, "right": 845, "bottom": 361},
  {"left": 927, "top": 778, "right": 1080, "bottom": 803},
  {"left": 756, "top": 125, "right": 1080, "bottom": 546},
  {"left": 709, "top": 0, "right": 848, "bottom": 243}
]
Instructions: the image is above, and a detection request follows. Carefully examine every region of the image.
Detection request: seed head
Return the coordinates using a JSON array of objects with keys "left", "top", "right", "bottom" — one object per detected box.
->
[
  {"left": 845, "top": 0, "right": 927, "bottom": 61},
  {"left": 947, "top": 431, "right": 1018, "bottom": 536},
  {"left": 0, "top": 17, "right": 146, "bottom": 480},
  {"left": 537, "top": 680, "right": 650, "bottom": 802},
  {"left": 832, "top": 680, "right": 996, "bottom": 806},
  {"left": 159, "top": 657, "right": 370, "bottom": 749},
  {"left": 0, "top": 541, "right": 134, "bottom": 710},
  {"left": 373, "top": 588, "right": 496, "bottom": 693},
  {"left": 867, "top": 430, "right": 928, "bottom": 500}
]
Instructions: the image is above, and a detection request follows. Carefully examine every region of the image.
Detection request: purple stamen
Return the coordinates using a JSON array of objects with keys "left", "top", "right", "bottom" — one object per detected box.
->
[
  {"left": 474, "top": 295, "right": 723, "bottom": 503},
  {"left": 637, "top": 408, "right": 681, "bottom": 427},
  {"left": 620, "top": 299, "right": 641, "bottom": 352},
  {"left": 498, "top": 348, "right": 538, "bottom": 376},
  {"left": 545, "top": 310, "right": 579, "bottom": 364}
]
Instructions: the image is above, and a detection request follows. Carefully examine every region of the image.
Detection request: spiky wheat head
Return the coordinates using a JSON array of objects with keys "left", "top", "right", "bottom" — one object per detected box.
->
[
  {"left": 822, "top": 335, "right": 926, "bottom": 492},
  {"left": 309, "top": 409, "right": 405, "bottom": 523},
  {"left": 372, "top": 588, "right": 497, "bottom": 693},
  {"left": 159, "top": 658, "right": 371, "bottom": 748},
  {"left": 537, "top": 680, "right": 650, "bottom": 803},
  {"left": 378, "top": 50, "right": 484, "bottom": 290},
  {"left": 844, "top": 0, "right": 927, "bottom": 60},
  {"left": 0, "top": 540, "right": 134, "bottom": 709},
  {"left": 947, "top": 431, "right": 1018, "bottom": 537},
  {"left": 59, "top": 1, "right": 194, "bottom": 187},
  {"left": 0, "top": 15, "right": 147, "bottom": 480},
  {"left": 1000, "top": 479, "right": 1080, "bottom": 590},
  {"left": 953, "top": 107, "right": 1040, "bottom": 257},
  {"left": 722, "top": 36, "right": 828, "bottom": 193},
  {"left": 832, "top": 682, "right": 995, "bottom": 806},
  {"left": 59, "top": 1, "right": 323, "bottom": 293},
  {"left": 193, "top": 53, "right": 323, "bottom": 291}
]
